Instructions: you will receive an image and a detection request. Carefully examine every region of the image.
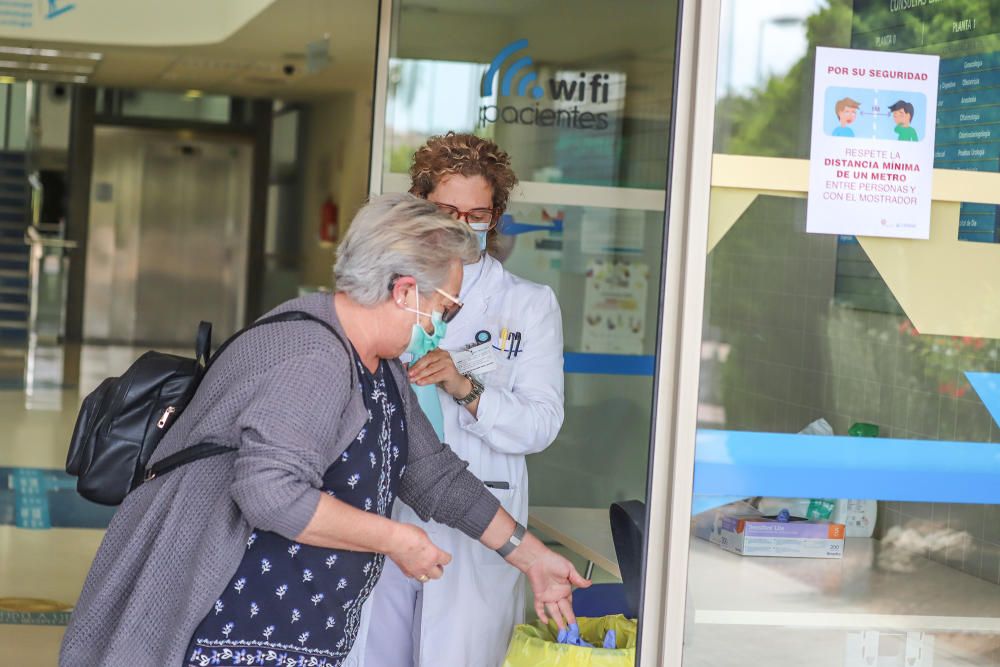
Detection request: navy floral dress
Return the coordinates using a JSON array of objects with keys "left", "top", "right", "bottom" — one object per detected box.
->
[{"left": 185, "top": 354, "right": 408, "bottom": 667}]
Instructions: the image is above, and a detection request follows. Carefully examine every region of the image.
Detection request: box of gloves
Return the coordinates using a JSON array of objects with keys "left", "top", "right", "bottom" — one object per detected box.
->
[{"left": 715, "top": 515, "right": 846, "bottom": 559}]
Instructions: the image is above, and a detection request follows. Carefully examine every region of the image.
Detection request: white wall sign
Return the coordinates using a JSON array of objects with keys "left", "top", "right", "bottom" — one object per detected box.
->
[
  {"left": 581, "top": 259, "right": 648, "bottom": 355},
  {"left": 807, "top": 47, "right": 939, "bottom": 239}
]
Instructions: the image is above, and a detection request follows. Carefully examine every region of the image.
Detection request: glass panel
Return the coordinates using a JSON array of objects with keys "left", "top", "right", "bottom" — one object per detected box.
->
[
  {"left": 687, "top": 1, "right": 1000, "bottom": 665},
  {"left": 383, "top": 1, "right": 677, "bottom": 190},
  {"left": 271, "top": 109, "right": 299, "bottom": 176},
  {"left": 0, "top": 83, "right": 8, "bottom": 149},
  {"left": 377, "top": 0, "right": 680, "bottom": 644},
  {"left": 381, "top": 1, "right": 678, "bottom": 515},
  {"left": 6, "top": 81, "right": 28, "bottom": 150},
  {"left": 116, "top": 89, "right": 231, "bottom": 123},
  {"left": 499, "top": 202, "right": 664, "bottom": 510},
  {"left": 259, "top": 109, "right": 303, "bottom": 312}
]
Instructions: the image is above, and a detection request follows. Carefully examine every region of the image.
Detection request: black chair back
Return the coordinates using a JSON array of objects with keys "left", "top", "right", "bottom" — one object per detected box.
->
[{"left": 609, "top": 500, "right": 646, "bottom": 619}]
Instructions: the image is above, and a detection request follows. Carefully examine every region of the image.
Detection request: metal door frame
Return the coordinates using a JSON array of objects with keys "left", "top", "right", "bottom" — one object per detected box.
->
[{"left": 640, "top": 0, "right": 721, "bottom": 663}]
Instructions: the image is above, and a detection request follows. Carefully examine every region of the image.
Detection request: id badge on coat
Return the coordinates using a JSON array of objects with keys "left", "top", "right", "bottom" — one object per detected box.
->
[{"left": 450, "top": 342, "right": 497, "bottom": 375}]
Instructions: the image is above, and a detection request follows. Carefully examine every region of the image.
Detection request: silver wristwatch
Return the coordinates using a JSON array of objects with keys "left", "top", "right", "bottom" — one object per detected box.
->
[
  {"left": 455, "top": 374, "right": 485, "bottom": 406},
  {"left": 496, "top": 521, "right": 526, "bottom": 558}
]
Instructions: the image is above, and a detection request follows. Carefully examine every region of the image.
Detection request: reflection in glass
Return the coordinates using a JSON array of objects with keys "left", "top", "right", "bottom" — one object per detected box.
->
[
  {"left": 689, "top": 1, "right": 1000, "bottom": 665},
  {"left": 497, "top": 203, "right": 663, "bottom": 510},
  {"left": 116, "top": 89, "right": 231, "bottom": 123},
  {"left": 384, "top": 1, "right": 676, "bottom": 190},
  {"left": 24, "top": 334, "right": 63, "bottom": 411},
  {"left": 381, "top": 0, "right": 680, "bottom": 516}
]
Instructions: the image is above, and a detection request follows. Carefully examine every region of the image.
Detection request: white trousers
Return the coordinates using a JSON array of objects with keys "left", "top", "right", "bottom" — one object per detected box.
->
[{"left": 362, "top": 558, "right": 423, "bottom": 667}]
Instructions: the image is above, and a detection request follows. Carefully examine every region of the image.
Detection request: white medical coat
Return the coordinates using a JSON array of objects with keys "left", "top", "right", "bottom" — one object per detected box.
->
[{"left": 347, "top": 253, "right": 565, "bottom": 667}]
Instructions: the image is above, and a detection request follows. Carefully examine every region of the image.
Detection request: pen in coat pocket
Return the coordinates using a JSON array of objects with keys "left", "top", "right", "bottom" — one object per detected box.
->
[{"left": 484, "top": 481, "right": 510, "bottom": 490}]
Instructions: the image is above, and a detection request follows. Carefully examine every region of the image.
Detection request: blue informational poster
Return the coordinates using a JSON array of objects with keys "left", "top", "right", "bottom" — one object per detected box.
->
[{"left": 935, "top": 52, "right": 1000, "bottom": 242}]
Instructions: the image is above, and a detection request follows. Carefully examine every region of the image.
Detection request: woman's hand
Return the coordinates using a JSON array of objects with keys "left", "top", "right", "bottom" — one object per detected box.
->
[
  {"left": 386, "top": 522, "right": 452, "bottom": 582},
  {"left": 480, "top": 510, "right": 591, "bottom": 629},
  {"left": 520, "top": 547, "right": 591, "bottom": 629},
  {"left": 408, "top": 349, "right": 470, "bottom": 399}
]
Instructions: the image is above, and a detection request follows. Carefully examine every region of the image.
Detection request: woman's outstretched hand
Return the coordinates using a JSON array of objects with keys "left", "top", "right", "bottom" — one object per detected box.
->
[{"left": 506, "top": 531, "right": 591, "bottom": 629}]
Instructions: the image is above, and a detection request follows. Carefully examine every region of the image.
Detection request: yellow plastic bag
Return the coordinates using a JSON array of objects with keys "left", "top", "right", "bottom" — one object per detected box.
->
[{"left": 503, "top": 615, "right": 637, "bottom": 666}]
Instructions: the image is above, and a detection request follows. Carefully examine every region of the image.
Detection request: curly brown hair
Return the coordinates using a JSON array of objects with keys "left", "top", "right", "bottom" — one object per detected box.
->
[{"left": 408, "top": 132, "right": 518, "bottom": 213}]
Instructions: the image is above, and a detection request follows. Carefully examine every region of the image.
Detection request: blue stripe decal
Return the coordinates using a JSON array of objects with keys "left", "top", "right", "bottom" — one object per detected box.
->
[
  {"left": 966, "top": 371, "right": 1000, "bottom": 427},
  {"left": 693, "top": 429, "right": 1000, "bottom": 507},
  {"left": 564, "top": 353, "right": 655, "bottom": 376},
  {"left": 691, "top": 495, "right": 748, "bottom": 515}
]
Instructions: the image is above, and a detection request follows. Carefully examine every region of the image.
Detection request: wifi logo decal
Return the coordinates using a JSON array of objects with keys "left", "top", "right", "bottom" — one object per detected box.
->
[
  {"left": 477, "top": 39, "right": 614, "bottom": 132},
  {"left": 481, "top": 39, "right": 545, "bottom": 100}
]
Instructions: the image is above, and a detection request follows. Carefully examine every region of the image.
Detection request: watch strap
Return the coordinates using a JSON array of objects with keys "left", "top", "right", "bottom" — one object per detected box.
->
[
  {"left": 455, "top": 374, "right": 485, "bottom": 406},
  {"left": 496, "top": 521, "right": 526, "bottom": 559}
]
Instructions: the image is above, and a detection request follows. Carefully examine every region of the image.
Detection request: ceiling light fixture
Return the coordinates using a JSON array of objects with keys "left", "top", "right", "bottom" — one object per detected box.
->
[
  {"left": 0, "top": 45, "right": 102, "bottom": 61},
  {"left": 184, "top": 89, "right": 204, "bottom": 99},
  {"left": 0, "top": 60, "right": 93, "bottom": 74},
  {"left": 0, "top": 69, "right": 87, "bottom": 84}
]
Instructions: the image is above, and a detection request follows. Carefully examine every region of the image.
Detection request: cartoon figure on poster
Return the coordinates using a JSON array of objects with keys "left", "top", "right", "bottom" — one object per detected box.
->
[
  {"left": 823, "top": 86, "right": 926, "bottom": 142},
  {"left": 831, "top": 97, "right": 860, "bottom": 137},
  {"left": 889, "top": 100, "right": 919, "bottom": 141}
]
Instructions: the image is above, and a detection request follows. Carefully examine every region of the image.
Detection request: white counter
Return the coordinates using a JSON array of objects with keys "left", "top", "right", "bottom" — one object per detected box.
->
[{"left": 529, "top": 506, "right": 1000, "bottom": 666}]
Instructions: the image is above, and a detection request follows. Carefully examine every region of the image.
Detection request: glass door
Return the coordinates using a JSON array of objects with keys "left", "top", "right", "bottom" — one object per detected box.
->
[
  {"left": 368, "top": 0, "right": 682, "bottom": 656},
  {"left": 659, "top": 1, "right": 1000, "bottom": 665}
]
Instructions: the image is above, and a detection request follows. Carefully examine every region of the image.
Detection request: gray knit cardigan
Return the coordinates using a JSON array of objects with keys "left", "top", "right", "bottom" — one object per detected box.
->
[{"left": 59, "top": 293, "right": 500, "bottom": 667}]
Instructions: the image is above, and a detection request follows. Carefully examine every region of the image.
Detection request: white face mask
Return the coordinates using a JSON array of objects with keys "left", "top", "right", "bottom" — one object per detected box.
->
[{"left": 469, "top": 222, "right": 490, "bottom": 252}]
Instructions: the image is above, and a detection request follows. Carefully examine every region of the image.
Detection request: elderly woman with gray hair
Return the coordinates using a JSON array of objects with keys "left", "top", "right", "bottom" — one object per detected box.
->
[{"left": 60, "top": 193, "right": 588, "bottom": 667}]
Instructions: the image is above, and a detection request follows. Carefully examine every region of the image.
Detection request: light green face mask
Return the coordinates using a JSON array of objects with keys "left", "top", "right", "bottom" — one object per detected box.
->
[
  {"left": 469, "top": 222, "right": 490, "bottom": 252},
  {"left": 402, "top": 286, "right": 447, "bottom": 363}
]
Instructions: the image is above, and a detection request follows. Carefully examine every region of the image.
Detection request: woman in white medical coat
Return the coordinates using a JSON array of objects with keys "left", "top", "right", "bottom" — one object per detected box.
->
[{"left": 352, "top": 132, "right": 565, "bottom": 667}]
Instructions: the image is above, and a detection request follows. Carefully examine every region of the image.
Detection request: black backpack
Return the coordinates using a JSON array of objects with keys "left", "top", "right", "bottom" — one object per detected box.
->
[{"left": 66, "top": 310, "right": 345, "bottom": 506}]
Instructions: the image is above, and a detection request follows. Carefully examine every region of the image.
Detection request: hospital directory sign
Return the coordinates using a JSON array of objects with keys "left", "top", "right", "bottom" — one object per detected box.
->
[
  {"left": 935, "top": 51, "right": 1000, "bottom": 242},
  {"left": 807, "top": 47, "right": 939, "bottom": 239}
]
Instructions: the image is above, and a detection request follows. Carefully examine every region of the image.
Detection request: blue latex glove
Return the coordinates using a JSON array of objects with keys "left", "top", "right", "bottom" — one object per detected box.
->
[
  {"left": 603, "top": 629, "right": 617, "bottom": 649},
  {"left": 411, "top": 382, "right": 445, "bottom": 441},
  {"left": 556, "top": 623, "right": 594, "bottom": 647}
]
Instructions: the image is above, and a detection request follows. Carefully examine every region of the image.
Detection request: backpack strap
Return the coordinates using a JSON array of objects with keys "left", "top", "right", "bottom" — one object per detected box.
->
[
  {"left": 140, "top": 310, "right": 351, "bottom": 487},
  {"left": 195, "top": 321, "right": 212, "bottom": 367},
  {"left": 144, "top": 442, "right": 236, "bottom": 483},
  {"left": 208, "top": 310, "right": 350, "bottom": 368}
]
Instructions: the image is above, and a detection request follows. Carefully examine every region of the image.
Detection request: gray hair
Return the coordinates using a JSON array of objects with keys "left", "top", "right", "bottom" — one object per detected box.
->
[{"left": 334, "top": 192, "right": 480, "bottom": 306}]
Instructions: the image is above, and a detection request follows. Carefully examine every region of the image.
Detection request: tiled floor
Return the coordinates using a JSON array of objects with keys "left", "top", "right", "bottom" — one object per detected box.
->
[
  {"left": 0, "top": 344, "right": 90, "bottom": 663},
  {"left": 0, "top": 527, "right": 104, "bottom": 663}
]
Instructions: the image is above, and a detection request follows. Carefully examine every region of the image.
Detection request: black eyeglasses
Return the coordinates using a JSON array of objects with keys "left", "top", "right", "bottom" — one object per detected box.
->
[
  {"left": 388, "top": 275, "right": 464, "bottom": 323},
  {"left": 436, "top": 288, "right": 464, "bottom": 323}
]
